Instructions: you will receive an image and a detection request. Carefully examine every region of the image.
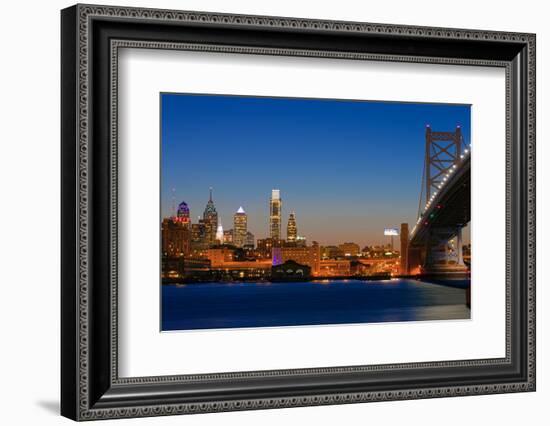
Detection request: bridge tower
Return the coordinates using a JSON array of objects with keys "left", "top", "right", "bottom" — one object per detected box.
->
[
  {"left": 424, "top": 125, "right": 463, "bottom": 205},
  {"left": 400, "top": 223, "right": 409, "bottom": 275},
  {"left": 409, "top": 125, "right": 469, "bottom": 277}
]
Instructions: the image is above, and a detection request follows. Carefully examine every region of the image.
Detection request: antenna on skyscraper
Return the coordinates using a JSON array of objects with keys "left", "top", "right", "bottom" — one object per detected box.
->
[
  {"left": 171, "top": 187, "right": 176, "bottom": 216},
  {"left": 209, "top": 186, "right": 213, "bottom": 202}
]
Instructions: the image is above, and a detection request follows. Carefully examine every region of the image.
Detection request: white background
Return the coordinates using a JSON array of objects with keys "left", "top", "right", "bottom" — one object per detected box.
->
[
  {"left": 0, "top": 0, "right": 547, "bottom": 425},
  {"left": 119, "top": 49, "right": 505, "bottom": 377}
]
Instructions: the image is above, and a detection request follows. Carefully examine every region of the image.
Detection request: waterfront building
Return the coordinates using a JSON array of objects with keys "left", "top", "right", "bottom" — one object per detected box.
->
[
  {"left": 269, "top": 189, "right": 282, "bottom": 240},
  {"left": 202, "top": 187, "right": 218, "bottom": 246},
  {"left": 233, "top": 206, "right": 247, "bottom": 247},
  {"left": 271, "top": 260, "right": 311, "bottom": 281},
  {"left": 318, "top": 259, "right": 351, "bottom": 276},
  {"left": 350, "top": 260, "right": 372, "bottom": 276},
  {"left": 209, "top": 259, "right": 272, "bottom": 280},
  {"left": 339, "top": 242, "right": 361, "bottom": 257},
  {"left": 286, "top": 212, "right": 297, "bottom": 243},
  {"left": 278, "top": 241, "right": 320, "bottom": 275},
  {"left": 161, "top": 217, "right": 191, "bottom": 257},
  {"left": 358, "top": 258, "right": 400, "bottom": 275},
  {"left": 207, "top": 247, "right": 235, "bottom": 267},
  {"left": 162, "top": 256, "right": 211, "bottom": 281}
]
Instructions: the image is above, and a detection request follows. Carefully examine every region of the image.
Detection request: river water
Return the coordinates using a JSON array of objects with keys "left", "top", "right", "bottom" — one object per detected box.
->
[{"left": 161, "top": 278, "right": 470, "bottom": 331}]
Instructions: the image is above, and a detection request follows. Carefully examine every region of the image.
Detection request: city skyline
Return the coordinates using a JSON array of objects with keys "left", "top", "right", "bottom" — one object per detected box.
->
[
  {"left": 161, "top": 93, "right": 471, "bottom": 247},
  {"left": 164, "top": 187, "right": 415, "bottom": 249}
]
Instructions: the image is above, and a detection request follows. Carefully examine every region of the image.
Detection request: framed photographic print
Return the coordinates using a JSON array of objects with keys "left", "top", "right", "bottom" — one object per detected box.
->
[{"left": 61, "top": 4, "right": 536, "bottom": 421}]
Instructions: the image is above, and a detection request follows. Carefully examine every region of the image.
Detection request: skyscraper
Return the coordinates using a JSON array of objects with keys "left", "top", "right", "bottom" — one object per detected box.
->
[
  {"left": 202, "top": 187, "right": 218, "bottom": 246},
  {"left": 287, "top": 212, "right": 297, "bottom": 243},
  {"left": 269, "top": 189, "right": 282, "bottom": 240},
  {"left": 233, "top": 206, "right": 247, "bottom": 248},
  {"left": 215, "top": 222, "right": 224, "bottom": 245},
  {"left": 161, "top": 200, "right": 191, "bottom": 257},
  {"left": 179, "top": 201, "right": 191, "bottom": 229}
]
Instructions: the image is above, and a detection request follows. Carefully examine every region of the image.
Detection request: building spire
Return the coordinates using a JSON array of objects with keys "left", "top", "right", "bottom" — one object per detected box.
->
[
  {"left": 171, "top": 187, "right": 176, "bottom": 216},
  {"left": 209, "top": 186, "right": 213, "bottom": 202}
]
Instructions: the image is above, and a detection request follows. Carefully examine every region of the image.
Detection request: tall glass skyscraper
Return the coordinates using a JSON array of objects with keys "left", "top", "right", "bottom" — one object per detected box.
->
[
  {"left": 269, "top": 189, "right": 282, "bottom": 240},
  {"left": 233, "top": 206, "right": 247, "bottom": 247},
  {"left": 203, "top": 187, "right": 218, "bottom": 246},
  {"left": 287, "top": 212, "right": 297, "bottom": 243}
]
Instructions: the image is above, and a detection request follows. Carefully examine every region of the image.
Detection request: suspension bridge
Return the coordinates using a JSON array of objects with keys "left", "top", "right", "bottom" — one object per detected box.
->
[{"left": 402, "top": 125, "right": 471, "bottom": 277}]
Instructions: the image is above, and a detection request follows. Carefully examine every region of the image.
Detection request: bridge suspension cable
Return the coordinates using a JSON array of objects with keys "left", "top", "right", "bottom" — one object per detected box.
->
[{"left": 417, "top": 150, "right": 427, "bottom": 220}]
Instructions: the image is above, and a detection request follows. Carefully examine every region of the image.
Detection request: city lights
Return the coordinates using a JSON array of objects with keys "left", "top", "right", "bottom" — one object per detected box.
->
[{"left": 162, "top": 188, "right": 403, "bottom": 282}]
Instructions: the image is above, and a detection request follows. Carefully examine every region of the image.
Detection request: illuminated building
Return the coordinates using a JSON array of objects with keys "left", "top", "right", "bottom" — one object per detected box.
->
[
  {"left": 215, "top": 222, "right": 224, "bottom": 245},
  {"left": 257, "top": 238, "right": 284, "bottom": 259},
  {"left": 207, "top": 247, "right": 235, "bottom": 267},
  {"left": 223, "top": 229, "right": 233, "bottom": 244},
  {"left": 210, "top": 260, "right": 272, "bottom": 280},
  {"left": 174, "top": 201, "right": 191, "bottom": 228},
  {"left": 362, "top": 245, "right": 394, "bottom": 258},
  {"left": 256, "top": 238, "right": 273, "bottom": 258},
  {"left": 339, "top": 242, "right": 360, "bottom": 257},
  {"left": 286, "top": 212, "right": 297, "bottom": 244},
  {"left": 319, "top": 260, "right": 351, "bottom": 276},
  {"left": 350, "top": 260, "right": 372, "bottom": 276},
  {"left": 202, "top": 187, "right": 218, "bottom": 246},
  {"left": 206, "top": 247, "right": 272, "bottom": 279},
  {"left": 272, "top": 247, "right": 283, "bottom": 266},
  {"left": 191, "top": 221, "right": 204, "bottom": 242},
  {"left": 269, "top": 189, "right": 282, "bottom": 240},
  {"left": 272, "top": 260, "right": 311, "bottom": 281},
  {"left": 161, "top": 256, "right": 211, "bottom": 281},
  {"left": 321, "top": 245, "right": 343, "bottom": 259},
  {"left": 161, "top": 217, "right": 191, "bottom": 257},
  {"left": 233, "top": 206, "right": 247, "bottom": 247},
  {"left": 191, "top": 218, "right": 208, "bottom": 253},
  {"left": 277, "top": 241, "right": 320, "bottom": 275},
  {"left": 295, "top": 235, "right": 307, "bottom": 248},
  {"left": 245, "top": 231, "right": 255, "bottom": 249},
  {"left": 358, "top": 258, "right": 400, "bottom": 275}
]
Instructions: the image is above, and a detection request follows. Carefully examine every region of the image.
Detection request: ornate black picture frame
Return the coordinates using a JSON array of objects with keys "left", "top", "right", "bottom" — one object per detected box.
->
[{"left": 61, "top": 4, "right": 536, "bottom": 421}]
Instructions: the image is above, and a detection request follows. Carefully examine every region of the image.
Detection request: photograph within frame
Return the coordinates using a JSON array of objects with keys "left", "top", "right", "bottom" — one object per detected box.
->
[
  {"left": 160, "top": 93, "right": 472, "bottom": 331},
  {"left": 61, "top": 5, "right": 535, "bottom": 420}
]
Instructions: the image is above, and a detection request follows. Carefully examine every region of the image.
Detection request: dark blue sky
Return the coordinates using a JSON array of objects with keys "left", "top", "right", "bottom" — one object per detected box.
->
[{"left": 161, "top": 93, "right": 470, "bottom": 247}]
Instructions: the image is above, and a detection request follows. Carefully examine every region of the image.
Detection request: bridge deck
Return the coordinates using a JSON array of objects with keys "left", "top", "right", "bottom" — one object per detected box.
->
[{"left": 410, "top": 153, "right": 470, "bottom": 246}]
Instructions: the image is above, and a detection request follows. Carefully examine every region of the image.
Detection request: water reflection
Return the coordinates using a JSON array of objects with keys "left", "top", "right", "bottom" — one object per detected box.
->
[{"left": 162, "top": 278, "right": 471, "bottom": 331}]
